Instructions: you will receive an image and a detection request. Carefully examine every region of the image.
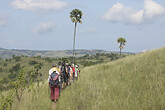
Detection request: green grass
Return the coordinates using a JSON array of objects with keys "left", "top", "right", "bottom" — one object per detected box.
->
[
  {"left": 1, "top": 48, "right": 165, "bottom": 110},
  {"left": 57, "top": 48, "right": 165, "bottom": 110},
  {"left": 6, "top": 81, "right": 51, "bottom": 110}
]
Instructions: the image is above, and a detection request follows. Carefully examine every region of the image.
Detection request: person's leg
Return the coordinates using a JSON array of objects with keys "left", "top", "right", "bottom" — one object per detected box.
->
[
  {"left": 50, "top": 87, "right": 54, "bottom": 101},
  {"left": 59, "top": 83, "right": 61, "bottom": 96},
  {"left": 54, "top": 86, "right": 59, "bottom": 102},
  {"left": 61, "top": 78, "right": 63, "bottom": 89},
  {"left": 64, "top": 74, "right": 67, "bottom": 87},
  {"left": 68, "top": 76, "right": 70, "bottom": 85},
  {"left": 59, "top": 77, "right": 63, "bottom": 96},
  {"left": 66, "top": 75, "right": 68, "bottom": 86},
  {"left": 73, "top": 73, "right": 75, "bottom": 82}
]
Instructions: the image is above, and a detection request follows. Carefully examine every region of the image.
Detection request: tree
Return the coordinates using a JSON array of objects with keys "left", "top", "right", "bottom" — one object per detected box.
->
[
  {"left": 29, "top": 60, "right": 38, "bottom": 65},
  {"left": 117, "top": 37, "right": 126, "bottom": 57},
  {"left": 14, "top": 56, "right": 21, "bottom": 62},
  {"left": 70, "top": 9, "right": 83, "bottom": 65}
]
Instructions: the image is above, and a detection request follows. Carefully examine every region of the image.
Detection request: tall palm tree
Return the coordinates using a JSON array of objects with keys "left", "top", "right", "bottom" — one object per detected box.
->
[
  {"left": 117, "top": 37, "right": 126, "bottom": 57},
  {"left": 70, "top": 9, "right": 83, "bottom": 65}
]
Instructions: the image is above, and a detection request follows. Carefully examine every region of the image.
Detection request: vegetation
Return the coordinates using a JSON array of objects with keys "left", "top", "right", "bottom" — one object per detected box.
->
[
  {"left": 117, "top": 37, "right": 126, "bottom": 57},
  {"left": 1, "top": 48, "right": 164, "bottom": 110},
  {"left": 0, "top": 51, "right": 126, "bottom": 109},
  {"left": 0, "top": 52, "right": 124, "bottom": 91},
  {"left": 76, "top": 52, "right": 125, "bottom": 67},
  {"left": 57, "top": 47, "right": 165, "bottom": 110},
  {"left": 70, "top": 9, "right": 83, "bottom": 64}
]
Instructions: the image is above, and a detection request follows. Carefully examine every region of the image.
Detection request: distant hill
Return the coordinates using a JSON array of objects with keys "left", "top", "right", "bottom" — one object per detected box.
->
[{"left": 0, "top": 47, "right": 133, "bottom": 59}]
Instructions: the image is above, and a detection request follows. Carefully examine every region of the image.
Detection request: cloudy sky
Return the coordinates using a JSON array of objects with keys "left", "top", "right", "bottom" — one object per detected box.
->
[{"left": 0, "top": 0, "right": 165, "bottom": 52}]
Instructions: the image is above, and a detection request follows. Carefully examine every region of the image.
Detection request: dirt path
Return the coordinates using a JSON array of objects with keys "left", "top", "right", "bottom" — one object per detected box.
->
[{"left": 51, "top": 102, "right": 57, "bottom": 110}]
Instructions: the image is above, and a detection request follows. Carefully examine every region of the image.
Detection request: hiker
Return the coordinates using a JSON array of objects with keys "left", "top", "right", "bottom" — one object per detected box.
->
[
  {"left": 48, "top": 64, "right": 60, "bottom": 102},
  {"left": 61, "top": 61, "right": 67, "bottom": 88},
  {"left": 75, "top": 65, "right": 80, "bottom": 80},
  {"left": 71, "top": 64, "right": 75, "bottom": 82},
  {"left": 66, "top": 63, "right": 71, "bottom": 85},
  {"left": 58, "top": 61, "right": 63, "bottom": 95}
]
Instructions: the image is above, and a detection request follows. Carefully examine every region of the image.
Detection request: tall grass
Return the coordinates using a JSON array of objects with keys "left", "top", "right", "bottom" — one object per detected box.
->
[
  {"left": 2, "top": 48, "right": 164, "bottom": 110},
  {"left": 11, "top": 81, "right": 51, "bottom": 110},
  {"left": 57, "top": 48, "right": 165, "bottom": 110}
]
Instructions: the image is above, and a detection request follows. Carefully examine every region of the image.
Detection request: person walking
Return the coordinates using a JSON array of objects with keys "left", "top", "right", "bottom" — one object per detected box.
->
[
  {"left": 71, "top": 64, "right": 75, "bottom": 82},
  {"left": 65, "top": 63, "right": 70, "bottom": 86},
  {"left": 61, "top": 61, "right": 67, "bottom": 88},
  {"left": 48, "top": 64, "right": 60, "bottom": 103},
  {"left": 58, "top": 61, "right": 63, "bottom": 95},
  {"left": 75, "top": 65, "right": 80, "bottom": 80}
]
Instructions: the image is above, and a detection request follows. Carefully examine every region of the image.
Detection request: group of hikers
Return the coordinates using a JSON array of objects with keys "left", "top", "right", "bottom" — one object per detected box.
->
[{"left": 48, "top": 61, "right": 80, "bottom": 102}]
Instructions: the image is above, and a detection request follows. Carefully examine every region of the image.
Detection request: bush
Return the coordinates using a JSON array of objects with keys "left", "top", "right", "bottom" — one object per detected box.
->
[
  {"left": 34, "top": 64, "right": 41, "bottom": 70},
  {"left": 1, "top": 78, "right": 9, "bottom": 84},
  {"left": 0, "top": 68, "right": 3, "bottom": 72},
  {"left": 3, "top": 63, "right": 7, "bottom": 66},
  {"left": 10, "top": 63, "right": 21, "bottom": 73},
  {"left": 29, "top": 60, "right": 38, "bottom": 65},
  {"left": 81, "top": 61, "right": 95, "bottom": 67},
  {"left": 14, "top": 56, "right": 21, "bottom": 62},
  {"left": 44, "top": 57, "right": 52, "bottom": 63},
  {"left": 8, "top": 73, "right": 17, "bottom": 79}
]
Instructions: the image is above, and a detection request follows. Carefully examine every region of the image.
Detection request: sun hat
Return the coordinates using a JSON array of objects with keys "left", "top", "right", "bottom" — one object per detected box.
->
[
  {"left": 72, "top": 64, "right": 74, "bottom": 67},
  {"left": 51, "top": 68, "right": 58, "bottom": 72}
]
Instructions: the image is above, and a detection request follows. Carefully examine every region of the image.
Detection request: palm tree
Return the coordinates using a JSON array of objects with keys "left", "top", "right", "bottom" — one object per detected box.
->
[
  {"left": 70, "top": 9, "right": 83, "bottom": 65},
  {"left": 117, "top": 37, "right": 126, "bottom": 57}
]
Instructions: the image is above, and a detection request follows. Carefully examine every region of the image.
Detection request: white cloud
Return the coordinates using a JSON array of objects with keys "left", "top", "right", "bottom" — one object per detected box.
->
[
  {"left": 79, "top": 28, "right": 98, "bottom": 34},
  {"left": 144, "top": 0, "right": 165, "bottom": 20},
  {"left": 103, "top": 0, "right": 165, "bottom": 24},
  {"left": 11, "top": 0, "right": 69, "bottom": 11},
  {"left": 33, "top": 22, "right": 55, "bottom": 34}
]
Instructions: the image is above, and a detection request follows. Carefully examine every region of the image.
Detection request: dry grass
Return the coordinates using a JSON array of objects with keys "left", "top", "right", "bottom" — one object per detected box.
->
[{"left": 57, "top": 48, "right": 165, "bottom": 110}]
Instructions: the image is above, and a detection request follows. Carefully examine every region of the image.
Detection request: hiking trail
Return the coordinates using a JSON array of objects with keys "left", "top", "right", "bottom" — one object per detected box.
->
[{"left": 51, "top": 102, "right": 57, "bottom": 110}]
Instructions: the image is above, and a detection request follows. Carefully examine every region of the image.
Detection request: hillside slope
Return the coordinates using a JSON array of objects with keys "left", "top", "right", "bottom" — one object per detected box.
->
[{"left": 57, "top": 48, "right": 165, "bottom": 110}]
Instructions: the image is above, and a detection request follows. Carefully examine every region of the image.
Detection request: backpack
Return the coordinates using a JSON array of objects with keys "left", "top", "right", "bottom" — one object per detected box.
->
[
  {"left": 61, "top": 66, "right": 66, "bottom": 76},
  {"left": 67, "top": 66, "right": 70, "bottom": 77},
  {"left": 67, "top": 66, "right": 70, "bottom": 73},
  {"left": 49, "top": 72, "right": 59, "bottom": 87}
]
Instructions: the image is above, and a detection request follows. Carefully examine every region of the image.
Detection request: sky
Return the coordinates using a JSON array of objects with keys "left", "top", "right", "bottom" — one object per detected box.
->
[{"left": 0, "top": 0, "right": 165, "bottom": 52}]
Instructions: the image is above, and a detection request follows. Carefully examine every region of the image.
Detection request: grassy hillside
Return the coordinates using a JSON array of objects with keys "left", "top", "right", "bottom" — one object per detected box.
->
[
  {"left": 57, "top": 48, "right": 165, "bottom": 110},
  {"left": 0, "top": 52, "right": 124, "bottom": 91},
  {"left": 1, "top": 48, "right": 164, "bottom": 110}
]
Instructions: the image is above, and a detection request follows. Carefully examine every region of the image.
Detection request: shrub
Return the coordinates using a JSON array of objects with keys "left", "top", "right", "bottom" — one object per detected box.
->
[
  {"left": 29, "top": 60, "right": 38, "bottom": 65},
  {"left": 14, "top": 56, "right": 21, "bottom": 62},
  {"left": 3, "top": 63, "right": 7, "bottom": 66},
  {"left": 44, "top": 57, "right": 52, "bottom": 63},
  {"left": 0, "top": 68, "right": 3, "bottom": 72},
  {"left": 10, "top": 63, "right": 21, "bottom": 73}
]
